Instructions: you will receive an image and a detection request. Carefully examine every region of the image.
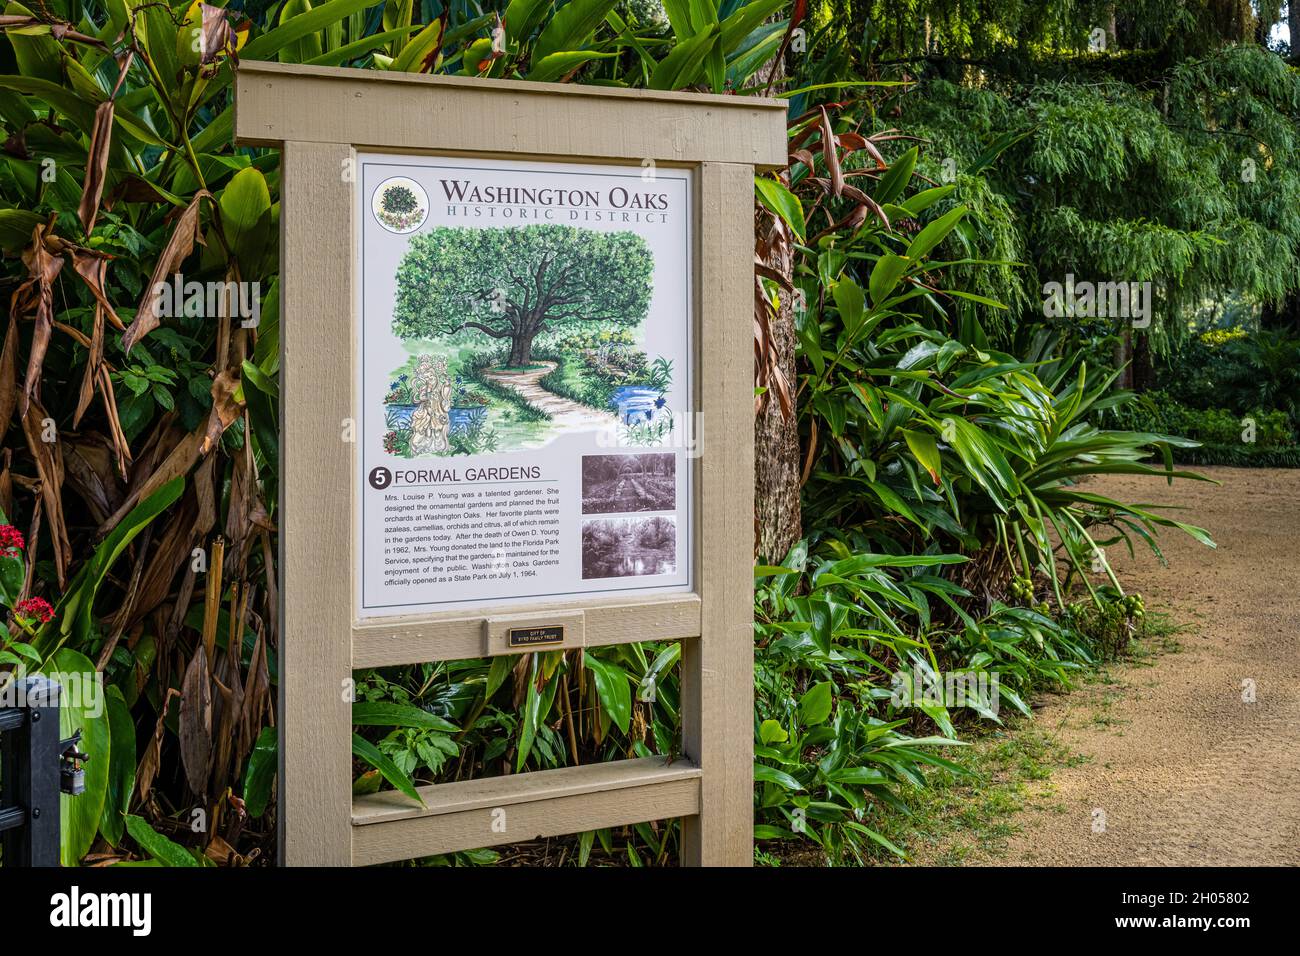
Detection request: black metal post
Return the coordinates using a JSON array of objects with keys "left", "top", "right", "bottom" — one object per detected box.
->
[{"left": 0, "top": 675, "right": 62, "bottom": 866}]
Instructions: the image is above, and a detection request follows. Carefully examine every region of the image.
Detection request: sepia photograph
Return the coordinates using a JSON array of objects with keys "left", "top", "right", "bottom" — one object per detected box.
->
[
  {"left": 581, "top": 516, "right": 676, "bottom": 579},
  {"left": 581, "top": 453, "right": 676, "bottom": 514}
]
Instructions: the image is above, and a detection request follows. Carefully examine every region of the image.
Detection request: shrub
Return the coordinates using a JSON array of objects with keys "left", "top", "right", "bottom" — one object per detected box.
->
[
  {"left": 381, "top": 184, "right": 419, "bottom": 215},
  {"left": 1099, "top": 389, "right": 1298, "bottom": 465}
]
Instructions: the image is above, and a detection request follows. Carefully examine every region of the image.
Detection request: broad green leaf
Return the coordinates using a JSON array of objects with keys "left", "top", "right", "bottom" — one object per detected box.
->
[
  {"left": 504, "top": 0, "right": 551, "bottom": 43},
  {"left": 352, "top": 733, "right": 424, "bottom": 805},
  {"left": 0, "top": 209, "right": 43, "bottom": 254},
  {"left": 277, "top": 0, "right": 325, "bottom": 63},
  {"left": 99, "top": 686, "right": 136, "bottom": 847},
  {"left": 649, "top": 23, "right": 721, "bottom": 90},
  {"left": 515, "top": 654, "right": 559, "bottom": 771},
  {"left": 0, "top": 75, "right": 98, "bottom": 132},
  {"left": 49, "top": 649, "right": 110, "bottom": 865},
  {"left": 219, "top": 166, "right": 272, "bottom": 274},
  {"left": 906, "top": 206, "right": 968, "bottom": 261},
  {"left": 659, "top": 0, "right": 699, "bottom": 38},
  {"left": 874, "top": 146, "right": 918, "bottom": 206},
  {"left": 868, "top": 253, "right": 909, "bottom": 306},
  {"left": 485, "top": 653, "right": 513, "bottom": 698},
  {"left": 241, "top": 0, "right": 386, "bottom": 62},
  {"left": 533, "top": 0, "right": 620, "bottom": 64},
  {"left": 305, "top": 25, "right": 420, "bottom": 65},
  {"left": 759, "top": 719, "right": 788, "bottom": 744},
  {"left": 719, "top": 0, "right": 786, "bottom": 53},
  {"left": 242, "top": 726, "right": 277, "bottom": 818},
  {"left": 899, "top": 185, "right": 955, "bottom": 217},
  {"left": 527, "top": 50, "right": 618, "bottom": 82},
  {"left": 755, "top": 176, "right": 805, "bottom": 242},
  {"left": 0, "top": 549, "right": 23, "bottom": 609},
  {"left": 5, "top": 2, "right": 63, "bottom": 82},
  {"left": 833, "top": 277, "right": 866, "bottom": 333},
  {"left": 754, "top": 764, "right": 803, "bottom": 790},
  {"left": 124, "top": 814, "right": 200, "bottom": 867},
  {"left": 902, "top": 428, "right": 942, "bottom": 484},
  {"left": 798, "top": 681, "right": 834, "bottom": 725},
  {"left": 584, "top": 651, "right": 632, "bottom": 735},
  {"left": 351, "top": 700, "right": 459, "bottom": 732},
  {"left": 390, "top": 16, "right": 444, "bottom": 73}
]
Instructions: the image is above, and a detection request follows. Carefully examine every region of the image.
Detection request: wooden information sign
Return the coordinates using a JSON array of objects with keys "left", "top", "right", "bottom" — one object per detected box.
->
[{"left": 234, "top": 61, "right": 787, "bottom": 866}]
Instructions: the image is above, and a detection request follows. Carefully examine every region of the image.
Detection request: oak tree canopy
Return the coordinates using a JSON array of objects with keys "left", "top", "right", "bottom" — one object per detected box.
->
[{"left": 393, "top": 224, "right": 654, "bottom": 366}]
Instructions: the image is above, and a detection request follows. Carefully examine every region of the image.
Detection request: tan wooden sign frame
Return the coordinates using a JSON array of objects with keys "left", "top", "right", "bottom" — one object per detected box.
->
[{"left": 234, "top": 61, "right": 787, "bottom": 866}]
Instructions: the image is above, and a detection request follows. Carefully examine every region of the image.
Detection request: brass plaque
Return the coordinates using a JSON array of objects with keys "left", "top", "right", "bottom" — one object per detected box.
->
[{"left": 507, "top": 625, "right": 565, "bottom": 648}]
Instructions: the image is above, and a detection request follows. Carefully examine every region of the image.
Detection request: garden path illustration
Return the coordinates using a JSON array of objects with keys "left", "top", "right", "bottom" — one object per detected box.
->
[{"left": 479, "top": 361, "right": 620, "bottom": 431}]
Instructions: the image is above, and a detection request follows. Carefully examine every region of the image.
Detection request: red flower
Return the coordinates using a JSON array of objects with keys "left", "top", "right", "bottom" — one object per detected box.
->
[
  {"left": 0, "top": 524, "right": 24, "bottom": 560},
  {"left": 14, "top": 597, "right": 54, "bottom": 624}
]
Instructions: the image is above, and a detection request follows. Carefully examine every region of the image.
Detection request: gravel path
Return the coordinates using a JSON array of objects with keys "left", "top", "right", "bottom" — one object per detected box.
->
[
  {"left": 997, "top": 466, "right": 1300, "bottom": 866},
  {"left": 479, "top": 361, "right": 618, "bottom": 431}
]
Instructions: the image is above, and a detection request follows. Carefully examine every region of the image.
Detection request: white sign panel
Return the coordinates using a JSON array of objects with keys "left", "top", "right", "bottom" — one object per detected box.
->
[{"left": 356, "top": 153, "right": 694, "bottom": 617}]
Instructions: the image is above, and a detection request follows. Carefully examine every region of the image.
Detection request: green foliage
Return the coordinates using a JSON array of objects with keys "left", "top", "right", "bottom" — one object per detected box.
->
[
  {"left": 1100, "top": 388, "right": 1299, "bottom": 466},
  {"left": 393, "top": 224, "right": 653, "bottom": 364},
  {"left": 379, "top": 182, "right": 419, "bottom": 213},
  {"left": 747, "top": 92, "right": 1215, "bottom": 864},
  {"left": 1, "top": 0, "right": 794, "bottom": 868},
  {"left": 751, "top": 536, "right": 1161, "bottom": 863},
  {"left": 350, "top": 640, "right": 686, "bottom": 864},
  {"left": 786, "top": 5, "right": 1300, "bottom": 365}
]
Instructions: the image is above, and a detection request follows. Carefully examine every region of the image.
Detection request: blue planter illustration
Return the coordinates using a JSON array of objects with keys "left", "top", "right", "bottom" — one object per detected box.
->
[
  {"left": 609, "top": 386, "right": 662, "bottom": 424},
  {"left": 450, "top": 405, "right": 488, "bottom": 434},
  {"left": 385, "top": 402, "right": 418, "bottom": 429}
]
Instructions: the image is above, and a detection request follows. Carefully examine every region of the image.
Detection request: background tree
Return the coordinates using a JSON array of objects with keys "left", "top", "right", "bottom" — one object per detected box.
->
[
  {"left": 393, "top": 224, "right": 653, "bottom": 366},
  {"left": 782, "top": 0, "right": 1300, "bottom": 387}
]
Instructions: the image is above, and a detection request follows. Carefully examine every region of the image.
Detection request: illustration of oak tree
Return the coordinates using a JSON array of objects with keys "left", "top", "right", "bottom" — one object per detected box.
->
[{"left": 393, "top": 224, "right": 654, "bottom": 367}]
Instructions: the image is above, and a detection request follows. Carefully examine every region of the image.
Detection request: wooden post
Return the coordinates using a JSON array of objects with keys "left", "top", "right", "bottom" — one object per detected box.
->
[
  {"left": 278, "top": 140, "right": 354, "bottom": 866},
  {"left": 681, "top": 163, "right": 756, "bottom": 865}
]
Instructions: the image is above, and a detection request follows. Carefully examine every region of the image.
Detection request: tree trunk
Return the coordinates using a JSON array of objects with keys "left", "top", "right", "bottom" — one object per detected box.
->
[
  {"left": 1131, "top": 329, "right": 1154, "bottom": 392},
  {"left": 1114, "top": 328, "right": 1132, "bottom": 389},
  {"left": 753, "top": 45, "right": 801, "bottom": 563},
  {"left": 508, "top": 332, "right": 535, "bottom": 367},
  {"left": 754, "top": 213, "right": 802, "bottom": 563},
  {"left": 1261, "top": 291, "right": 1300, "bottom": 333}
]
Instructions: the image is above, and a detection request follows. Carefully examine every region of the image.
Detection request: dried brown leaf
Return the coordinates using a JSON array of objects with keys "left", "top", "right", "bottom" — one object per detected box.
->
[
  {"left": 77, "top": 100, "right": 114, "bottom": 234},
  {"left": 0, "top": 315, "right": 18, "bottom": 431},
  {"left": 137, "top": 688, "right": 179, "bottom": 803},
  {"left": 14, "top": 221, "right": 64, "bottom": 419},
  {"left": 819, "top": 108, "right": 844, "bottom": 198},
  {"left": 122, "top": 191, "right": 210, "bottom": 354},
  {"left": 20, "top": 393, "right": 70, "bottom": 586},
  {"left": 62, "top": 433, "right": 124, "bottom": 524},
  {"left": 179, "top": 645, "right": 213, "bottom": 799}
]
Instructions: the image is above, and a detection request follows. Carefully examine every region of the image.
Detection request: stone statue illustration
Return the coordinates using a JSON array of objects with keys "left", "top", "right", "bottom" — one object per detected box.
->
[{"left": 408, "top": 355, "right": 452, "bottom": 455}]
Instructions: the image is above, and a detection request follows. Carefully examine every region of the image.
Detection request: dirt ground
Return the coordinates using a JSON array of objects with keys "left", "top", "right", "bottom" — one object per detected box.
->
[{"left": 995, "top": 466, "right": 1300, "bottom": 866}]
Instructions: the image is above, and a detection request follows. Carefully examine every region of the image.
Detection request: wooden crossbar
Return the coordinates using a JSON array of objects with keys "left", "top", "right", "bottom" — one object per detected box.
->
[{"left": 351, "top": 757, "right": 702, "bottom": 865}]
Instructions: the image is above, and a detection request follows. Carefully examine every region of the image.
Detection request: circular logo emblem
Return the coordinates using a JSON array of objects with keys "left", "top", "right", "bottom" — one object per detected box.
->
[
  {"left": 372, "top": 177, "right": 428, "bottom": 234},
  {"left": 368, "top": 467, "right": 392, "bottom": 490}
]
